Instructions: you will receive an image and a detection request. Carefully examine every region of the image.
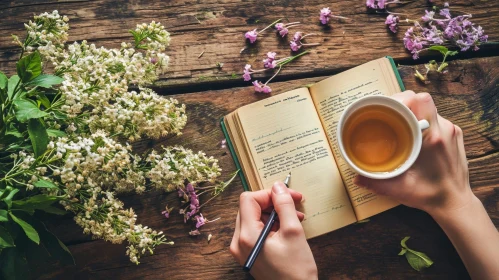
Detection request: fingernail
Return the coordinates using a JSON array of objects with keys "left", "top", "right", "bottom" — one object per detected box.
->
[
  {"left": 273, "top": 181, "right": 287, "bottom": 194},
  {"left": 301, "top": 196, "right": 306, "bottom": 203}
]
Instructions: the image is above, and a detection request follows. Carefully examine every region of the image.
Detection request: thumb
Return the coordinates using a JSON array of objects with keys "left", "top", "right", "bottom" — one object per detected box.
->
[{"left": 271, "top": 182, "right": 303, "bottom": 236}]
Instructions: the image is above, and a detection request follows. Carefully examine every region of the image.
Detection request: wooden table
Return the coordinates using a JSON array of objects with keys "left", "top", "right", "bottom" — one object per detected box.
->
[{"left": 1, "top": 1, "right": 498, "bottom": 279}]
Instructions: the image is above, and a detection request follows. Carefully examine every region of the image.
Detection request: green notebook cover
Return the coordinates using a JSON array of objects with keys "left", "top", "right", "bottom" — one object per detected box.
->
[
  {"left": 220, "top": 57, "right": 405, "bottom": 192},
  {"left": 220, "top": 118, "right": 250, "bottom": 191},
  {"left": 386, "top": 56, "right": 406, "bottom": 91}
]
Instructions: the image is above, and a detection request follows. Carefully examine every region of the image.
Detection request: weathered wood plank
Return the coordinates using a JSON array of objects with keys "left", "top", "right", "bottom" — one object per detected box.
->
[
  {"left": 31, "top": 56, "right": 499, "bottom": 279},
  {"left": 1, "top": 0, "right": 499, "bottom": 89}
]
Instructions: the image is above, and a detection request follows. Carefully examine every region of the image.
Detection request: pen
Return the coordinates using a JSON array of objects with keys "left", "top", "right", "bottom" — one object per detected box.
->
[{"left": 243, "top": 172, "right": 291, "bottom": 272}]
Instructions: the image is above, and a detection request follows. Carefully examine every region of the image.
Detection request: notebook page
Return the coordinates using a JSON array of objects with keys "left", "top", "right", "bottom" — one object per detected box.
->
[
  {"left": 237, "top": 88, "right": 356, "bottom": 238},
  {"left": 309, "top": 58, "right": 400, "bottom": 220}
]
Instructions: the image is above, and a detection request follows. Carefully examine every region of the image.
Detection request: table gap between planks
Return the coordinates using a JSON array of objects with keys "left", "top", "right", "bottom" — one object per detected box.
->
[{"left": 0, "top": 0, "right": 498, "bottom": 279}]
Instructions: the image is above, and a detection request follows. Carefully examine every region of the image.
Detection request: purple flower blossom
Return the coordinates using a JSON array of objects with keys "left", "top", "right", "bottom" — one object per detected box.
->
[
  {"left": 443, "top": 15, "right": 487, "bottom": 51},
  {"left": 290, "top": 40, "right": 301, "bottom": 51},
  {"left": 186, "top": 183, "right": 195, "bottom": 193},
  {"left": 402, "top": 3, "right": 487, "bottom": 60},
  {"left": 161, "top": 205, "right": 172, "bottom": 219},
  {"left": 377, "top": 0, "right": 386, "bottom": 9},
  {"left": 320, "top": 7, "right": 332, "bottom": 24},
  {"left": 289, "top": 32, "right": 319, "bottom": 51},
  {"left": 293, "top": 31, "right": 303, "bottom": 42},
  {"left": 385, "top": 15, "right": 399, "bottom": 33},
  {"left": 274, "top": 22, "right": 301, "bottom": 37},
  {"left": 366, "top": 0, "right": 389, "bottom": 9},
  {"left": 245, "top": 29, "right": 258, "bottom": 43},
  {"left": 275, "top": 23, "right": 289, "bottom": 37},
  {"left": 421, "top": 10, "right": 435, "bottom": 22},
  {"left": 180, "top": 182, "right": 201, "bottom": 222},
  {"left": 440, "top": 6, "right": 451, "bottom": 19},
  {"left": 220, "top": 139, "right": 227, "bottom": 149},
  {"left": 253, "top": 80, "right": 272, "bottom": 93},
  {"left": 403, "top": 27, "right": 424, "bottom": 59},
  {"left": 243, "top": 64, "right": 252, "bottom": 81},
  {"left": 178, "top": 187, "right": 185, "bottom": 197},
  {"left": 263, "top": 52, "right": 278, "bottom": 69},
  {"left": 423, "top": 25, "right": 444, "bottom": 44},
  {"left": 195, "top": 214, "right": 206, "bottom": 228}
]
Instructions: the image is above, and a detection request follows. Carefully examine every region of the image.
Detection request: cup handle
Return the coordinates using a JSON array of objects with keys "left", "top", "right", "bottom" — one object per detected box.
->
[{"left": 418, "top": 119, "right": 430, "bottom": 130}]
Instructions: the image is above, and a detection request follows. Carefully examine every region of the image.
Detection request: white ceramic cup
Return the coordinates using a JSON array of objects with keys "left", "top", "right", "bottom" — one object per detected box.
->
[{"left": 336, "top": 95, "right": 430, "bottom": 179}]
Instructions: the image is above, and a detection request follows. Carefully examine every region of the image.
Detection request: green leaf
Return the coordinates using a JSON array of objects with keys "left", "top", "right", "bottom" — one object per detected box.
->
[
  {"left": 46, "top": 129, "right": 66, "bottom": 138},
  {"left": 2, "top": 188, "right": 19, "bottom": 209},
  {"left": 400, "top": 236, "right": 410, "bottom": 248},
  {"left": 25, "top": 74, "right": 63, "bottom": 89},
  {"left": 13, "top": 99, "right": 48, "bottom": 122},
  {"left": 4, "top": 123, "right": 22, "bottom": 138},
  {"left": 16, "top": 51, "right": 42, "bottom": 82},
  {"left": 405, "top": 250, "right": 434, "bottom": 272},
  {"left": 37, "top": 222, "right": 74, "bottom": 265},
  {"left": 0, "top": 210, "right": 8, "bottom": 222},
  {"left": 38, "top": 205, "right": 67, "bottom": 215},
  {"left": 12, "top": 194, "right": 61, "bottom": 212},
  {"left": 0, "top": 247, "right": 30, "bottom": 280},
  {"left": 0, "top": 225, "right": 15, "bottom": 248},
  {"left": 28, "top": 118, "right": 49, "bottom": 158},
  {"left": 33, "top": 180, "right": 58, "bottom": 189},
  {"left": 50, "top": 110, "right": 67, "bottom": 120},
  {"left": 8, "top": 212, "right": 39, "bottom": 244},
  {"left": 399, "top": 236, "right": 433, "bottom": 272},
  {"left": 7, "top": 75, "right": 20, "bottom": 100},
  {"left": 447, "top": 50, "right": 458, "bottom": 56},
  {"left": 428, "top": 45, "right": 449, "bottom": 56},
  {"left": 0, "top": 72, "right": 7, "bottom": 90},
  {"left": 37, "top": 93, "right": 51, "bottom": 109},
  {"left": 11, "top": 194, "right": 63, "bottom": 215}
]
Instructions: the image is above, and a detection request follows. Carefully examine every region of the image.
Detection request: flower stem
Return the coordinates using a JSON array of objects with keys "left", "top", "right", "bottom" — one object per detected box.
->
[
  {"left": 265, "top": 65, "right": 282, "bottom": 85},
  {"left": 332, "top": 15, "right": 350, "bottom": 20},
  {"left": 301, "top": 43, "right": 320, "bottom": 46},
  {"left": 258, "top": 18, "right": 283, "bottom": 34},
  {"left": 301, "top": 33, "right": 317, "bottom": 39},
  {"left": 277, "top": 50, "right": 310, "bottom": 66}
]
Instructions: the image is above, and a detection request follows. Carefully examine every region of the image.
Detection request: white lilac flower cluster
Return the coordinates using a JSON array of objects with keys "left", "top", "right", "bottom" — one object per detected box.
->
[
  {"left": 145, "top": 146, "right": 221, "bottom": 192},
  {"left": 88, "top": 88, "right": 187, "bottom": 141},
  {"left": 19, "top": 11, "right": 180, "bottom": 143},
  {"left": 9, "top": 11, "right": 223, "bottom": 264},
  {"left": 12, "top": 10, "right": 69, "bottom": 54}
]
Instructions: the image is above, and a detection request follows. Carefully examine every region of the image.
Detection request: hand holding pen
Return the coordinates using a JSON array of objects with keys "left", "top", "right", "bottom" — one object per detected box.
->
[{"left": 229, "top": 177, "right": 318, "bottom": 279}]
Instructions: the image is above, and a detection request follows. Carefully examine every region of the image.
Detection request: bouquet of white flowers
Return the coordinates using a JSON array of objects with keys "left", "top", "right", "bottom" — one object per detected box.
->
[{"left": 0, "top": 11, "right": 232, "bottom": 278}]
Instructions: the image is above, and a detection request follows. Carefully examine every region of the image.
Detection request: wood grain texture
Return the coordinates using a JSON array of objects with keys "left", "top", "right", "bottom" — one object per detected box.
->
[
  {"left": 0, "top": 0, "right": 499, "bottom": 90},
  {"left": 29, "top": 56, "right": 499, "bottom": 280}
]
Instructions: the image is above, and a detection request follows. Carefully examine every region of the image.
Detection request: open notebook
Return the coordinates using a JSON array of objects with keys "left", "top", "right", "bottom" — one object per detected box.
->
[{"left": 221, "top": 57, "right": 404, "bottom": 239}]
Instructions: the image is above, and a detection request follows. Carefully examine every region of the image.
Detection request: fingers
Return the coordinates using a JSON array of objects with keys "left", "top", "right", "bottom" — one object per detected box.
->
[
  {"left": 394, "top": 91, "right": 439, "bottom": 132},
  {"left": 271, "top": 182, "right": 304, "bottom": 237},
  {"left": 260, "top": 210, "right": 305, "bottom": 223},
  {"left": 406, "top": 92, "right": 439, "bottom": 127},
  {"left": 229, "top": 212, "right": 242, "bottom": 263},
  {"left": 238, "top": 187, "right": 303, "bottom": 237},
  {"left": 353, "top": 174, "right": 407, "bottom": 198},
  {"left": 392, "top": 90, "right": 416, "bottom": 104}
]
